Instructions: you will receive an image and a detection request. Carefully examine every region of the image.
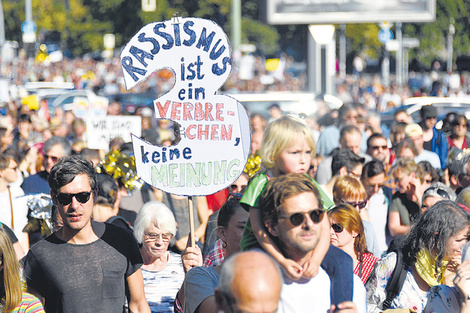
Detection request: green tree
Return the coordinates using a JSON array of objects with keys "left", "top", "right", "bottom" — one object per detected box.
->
[
  {"left": 405, "top": 0, "right": 470, "bottom": 68},
  {"left": 2, "top": 0, "right": 280, "bottom": 58},
  {"left": 345, "top": 24, "right": 381, "bottom": 59}
]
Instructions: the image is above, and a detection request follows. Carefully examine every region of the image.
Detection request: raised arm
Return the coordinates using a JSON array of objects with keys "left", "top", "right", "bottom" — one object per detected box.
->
[{"left": 252, "top": 206, "right": 303, "bottom": 279}]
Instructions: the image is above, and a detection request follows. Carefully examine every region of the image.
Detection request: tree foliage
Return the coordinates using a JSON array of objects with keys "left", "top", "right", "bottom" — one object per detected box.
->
[
  {"left": 2, "top": 0, "right": 279, "bottom": 58},
  {"left": 345, "top": 24, "right": 381, "bottom": 59},
  {"left": 404, "top": 0, "right": 470, "bottom": 67}
]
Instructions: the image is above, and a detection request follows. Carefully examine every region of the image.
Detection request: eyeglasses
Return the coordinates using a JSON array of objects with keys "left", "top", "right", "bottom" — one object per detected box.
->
[
  {"left": 371, "top": 145, "right": 388, "bottom": 151},
  {"left": 56, "top": 191, "right": 92, "bottom": 205},
  {"left": 143, "top": 233, "right": 173, "bottom": 242},
  {"left": 342, "top": 199, "right": 368, "bottom": 209},
  {"left": 279, "top": 209, "right": 324, "bottom": 226},
  {"left": 331, "top": 223, "right": 344, "bottom": 233},
  {"left": 44, "top": 154, "right": 60, "bottom": 163}
]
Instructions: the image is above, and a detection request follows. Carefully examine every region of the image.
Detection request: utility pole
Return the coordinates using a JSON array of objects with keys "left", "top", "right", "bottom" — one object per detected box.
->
[{"left": 231, "top": 0, "right": 241, "bottom": 52}]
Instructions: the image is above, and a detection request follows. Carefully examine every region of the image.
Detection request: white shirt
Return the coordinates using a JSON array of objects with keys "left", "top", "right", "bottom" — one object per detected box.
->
[
  {"left": 415, "top": 150, "right": 441, "bottom": 170},
  {"left": 367, "top": 189, "right": 390, "bottom": 254},
  {"left": 278, "top": 267, "right": 367, "bottom": 313},
  {"left": 0, "top": 185, "right": 28, "bottom": 240}
]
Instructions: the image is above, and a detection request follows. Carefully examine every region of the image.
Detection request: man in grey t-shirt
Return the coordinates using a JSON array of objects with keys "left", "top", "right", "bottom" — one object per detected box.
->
[{"left": 24, "top": 155, "right": 150, "bottom": 313}]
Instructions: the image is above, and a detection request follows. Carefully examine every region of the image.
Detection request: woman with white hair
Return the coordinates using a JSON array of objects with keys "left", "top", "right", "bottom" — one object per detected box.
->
[{"left": 134, "top": 201, "right": 185, "bottom": 313}]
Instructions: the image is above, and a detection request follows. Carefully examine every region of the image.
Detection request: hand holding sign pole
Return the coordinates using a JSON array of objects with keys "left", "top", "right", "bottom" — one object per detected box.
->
[{"left": 121, "top": 16, "right": 250, "bottom": 247}]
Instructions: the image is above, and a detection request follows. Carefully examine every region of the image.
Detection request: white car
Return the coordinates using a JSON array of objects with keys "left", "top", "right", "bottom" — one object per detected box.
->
[
  {"left": 402, "top": 96, "right": 470, "bottom": 128},
  {"left": 50, "top": 90, "right": 109, "bottom": 117},
  {"left": 225, "top": 91, "right": 342, "bottom": 119}
]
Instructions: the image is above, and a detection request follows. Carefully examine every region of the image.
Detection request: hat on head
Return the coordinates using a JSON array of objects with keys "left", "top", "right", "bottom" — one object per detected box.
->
[
  {"left": 420, "top": 105, "right": 437, "bottom": 119},
  {"left": 268, "top": 103, "right": 280, "bottom": 110},
  {"left": 405, "top": 123, "right": 423, "bottom": 137},
  {"left": 96, "top": 173, "right": 118, "bottom": 206},
  {"left": 422, "top": 182, "right": 456, "bottom": 202}
]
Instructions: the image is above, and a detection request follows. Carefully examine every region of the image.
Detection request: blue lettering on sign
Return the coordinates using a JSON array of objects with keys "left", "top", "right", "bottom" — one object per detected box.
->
[
  {"left": 141, "top": 145, "right": 193, "bottom": 164},
  {"left": 196, "top": 28, "right": 215, "bottom": 52},
  {"left": 173, "top": 23, "right": 181, "bottom": 46},
  {"left": 124, "top": 20, "right": 232, "bottom": 82},
  {"left": 212, "top": 57, "right": 231, "bottom": 76},
  {"left": 154, "top": 23, "right": 174, "bottom": 50},
  {"left": 129, "top": 46, "right": 154, "bottom": 67},
  {"left": 122, "top": 57, "right": 147, "bottom": 82},
  {"left": 183, "top": 21, "right": 196, "bottom": 46},
  {"left": 138, "top": 33, "right": 160, "bottom": 54}
]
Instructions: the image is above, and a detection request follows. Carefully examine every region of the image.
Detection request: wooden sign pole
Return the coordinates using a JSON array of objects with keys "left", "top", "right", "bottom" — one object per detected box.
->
[{"left": 188, "top": 196, "right": 195, "bottom": 247}]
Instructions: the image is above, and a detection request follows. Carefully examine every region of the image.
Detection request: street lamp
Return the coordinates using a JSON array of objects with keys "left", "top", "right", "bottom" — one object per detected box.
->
[
  {"left": 447, "top": 18, "right": 455, "bottom": 73},
  {"left": 308, "top": 25, "right": 335, "bottom": 95}
]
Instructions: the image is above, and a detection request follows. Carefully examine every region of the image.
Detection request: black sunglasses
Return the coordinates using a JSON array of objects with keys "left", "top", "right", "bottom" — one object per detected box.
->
[
  {"left": 331, "top": 223, "right": 344, "bottom": 233},
  {"left": 279, "top": 209, "right": 324, "bottom": 226},
  {"left": 371, "top": 145, "right": 387, "bottom": 151},
  {"left": 44, "top": 154, "right": 60, "bottom": 163},
  {"left": 56, "top": 191, "right": 92, "bottom": 205},
  {"left": 343, "top": 199, "right": 368, "bottom": 209}
]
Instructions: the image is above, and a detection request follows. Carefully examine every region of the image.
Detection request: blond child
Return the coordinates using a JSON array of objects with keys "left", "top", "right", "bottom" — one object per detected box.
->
[{"left": 240, "top": 116, "right": 354, "bottom": 305}]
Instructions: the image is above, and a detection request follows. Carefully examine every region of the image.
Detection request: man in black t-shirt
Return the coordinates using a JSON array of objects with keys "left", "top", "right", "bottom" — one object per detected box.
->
[{"left": 23, "top": 155, "right": 150, "bottom": 313}]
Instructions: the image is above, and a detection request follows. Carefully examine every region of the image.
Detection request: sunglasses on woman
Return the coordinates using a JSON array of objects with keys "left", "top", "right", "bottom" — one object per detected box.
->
[
  {"left": 342, "top": 199, "right": 367, "bottom": 209},
  {"left": 331, "top": 223, "right": 344, "bottom": 233},
  {"left": 56, "top": 191, "right": 92, "bottom": 205},
  {"left": 279, "top": 209, "right": 324, "bottom": 227}
]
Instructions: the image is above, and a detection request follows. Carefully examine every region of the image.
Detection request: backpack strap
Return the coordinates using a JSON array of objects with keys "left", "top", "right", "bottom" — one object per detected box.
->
[
  {"left": 436, "top": 129, "right": 442, "bottom": 147},
  {"left": 382, "top": 249, "right": 409, "bottom": 310}
]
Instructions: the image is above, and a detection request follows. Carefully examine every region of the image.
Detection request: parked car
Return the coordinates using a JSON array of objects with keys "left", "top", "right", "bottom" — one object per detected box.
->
[
  {"left": 50, "top": 90, "right": 109, "bottom": 117},
  {"left": 18, "top": 82, "right": 75, "bottom": 112},
  {"left": 105, "top": 91, "right": 158, "bottom": 114},
  {"left": 381, "top": 97, "right": 470, "bottom": 129}
]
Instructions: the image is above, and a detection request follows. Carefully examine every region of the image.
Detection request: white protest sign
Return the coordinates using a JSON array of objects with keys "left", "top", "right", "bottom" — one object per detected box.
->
[
  {"left": 121, "top": 17, "right": 250, "bottom": 196},
  {"left": 86, "top": 115, "right": 142, "bottom": 150}
]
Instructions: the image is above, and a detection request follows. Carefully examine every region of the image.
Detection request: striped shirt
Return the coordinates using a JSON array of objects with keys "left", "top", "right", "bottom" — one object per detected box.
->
[
  {"left": 9, "top": 293, "right": 45, "bottom": 313},
  {"left": 142, "top": 251, "right": 185, "bottom": 313}
]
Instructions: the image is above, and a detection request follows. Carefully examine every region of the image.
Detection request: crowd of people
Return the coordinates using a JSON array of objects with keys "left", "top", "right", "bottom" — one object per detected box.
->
[
  {"left": 4, "top": 53, "right": 470, "bottom": 111},
  {"left": 3, "top": 52, "right": 470, "bottom": 312}
]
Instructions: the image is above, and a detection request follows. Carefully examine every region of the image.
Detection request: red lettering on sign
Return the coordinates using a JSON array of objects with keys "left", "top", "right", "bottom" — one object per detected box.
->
[
  {"left": 211, "top": 125, "right": 219, "bottom": 140},
  {"left": 216, "top": 103, "right": 224, "bottom": 121},
  {"left": 156, "top": 100, "right": 171, "bottom": 118},
  {"left": 198, "top": 125, "right": 209, "bottom": 140},
  {"left": 186, "top": 124, "right": 196, "bottom": 139},
  {"left": 205, "top": 103, "right": 214, "bottom": 121},
  {"left": 183, "top": 102, "right": 194, "bottom": 120},
  {"left": 171, "top": 102, "right": 182, "bottom": 120},
  {"left": 195, "top": 103, "right": 204, "bottom": 121},
  {"left": 221, "top": 125, "right": 232, "bottom": 140}
]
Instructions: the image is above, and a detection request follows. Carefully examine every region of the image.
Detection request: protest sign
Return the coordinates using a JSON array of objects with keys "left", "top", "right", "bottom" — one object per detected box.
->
[
  {"left": 86, "top": 115, "right": 142, "bottom": 150},
  {"left": 121, "top": 17, "right": 250, "bottom": 196}
]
